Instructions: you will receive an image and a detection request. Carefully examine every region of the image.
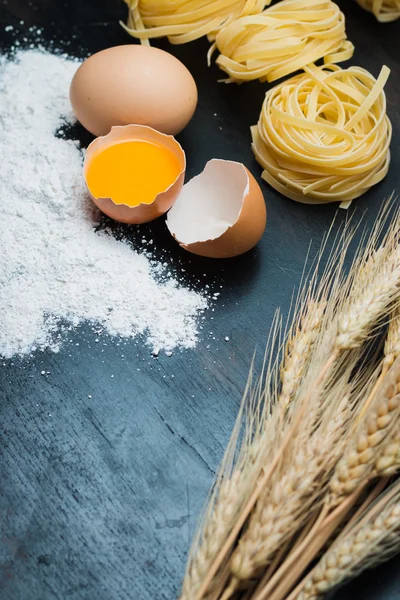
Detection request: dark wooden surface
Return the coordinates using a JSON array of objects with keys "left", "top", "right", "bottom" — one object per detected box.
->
[{"left": 0, "top": 1, "right": 399, "bottom": 599}]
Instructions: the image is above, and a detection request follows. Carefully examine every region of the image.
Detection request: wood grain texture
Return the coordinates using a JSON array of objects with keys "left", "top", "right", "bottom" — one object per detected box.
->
[{"left": 0, "top": 1, "right": 399, "bottom": 599}]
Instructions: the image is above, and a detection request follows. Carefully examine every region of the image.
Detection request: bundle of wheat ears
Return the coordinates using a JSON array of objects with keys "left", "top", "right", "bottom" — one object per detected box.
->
[{"left": 180, "top": 201, "right": 400, "bottom": 600}]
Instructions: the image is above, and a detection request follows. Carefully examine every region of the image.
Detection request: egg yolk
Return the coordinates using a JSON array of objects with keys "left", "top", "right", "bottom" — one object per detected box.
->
[{"left": 86, "top": 140, "right": 182, "bottom": 206}]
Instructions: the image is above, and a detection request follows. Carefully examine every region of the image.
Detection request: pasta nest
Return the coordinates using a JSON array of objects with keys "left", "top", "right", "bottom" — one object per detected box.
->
[
  {"left": 214, "top": 0, "right": 354, "bottom": 83},
  {"left": 122, "top": 0, "right": 270, "bottom": 45},
  {"left": 251, "top": 63, "right": 392, "bottom": 207},
  {"left": 356, "top": 0, "right": 400, "bottom": 22}
]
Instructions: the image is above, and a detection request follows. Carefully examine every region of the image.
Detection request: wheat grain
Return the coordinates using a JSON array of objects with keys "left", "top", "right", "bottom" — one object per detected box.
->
[
  {"left": 296, "top": 488, "right": 400, "bottom": 600},
  {"left": 374, "top": 430, "right": 400, "bottom": 476}
]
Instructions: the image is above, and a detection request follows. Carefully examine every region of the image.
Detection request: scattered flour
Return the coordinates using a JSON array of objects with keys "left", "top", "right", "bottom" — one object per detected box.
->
[{"left": 0, "top": 50, "right": 208, "bottom": 359}]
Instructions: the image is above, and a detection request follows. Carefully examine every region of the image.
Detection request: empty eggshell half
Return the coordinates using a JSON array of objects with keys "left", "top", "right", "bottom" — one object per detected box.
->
[
  {"left": 84, "top": 124, "right": 186, "bottom": 224},
  {"left": 166, "top": 159, "right": 267, "bottom": 258}
]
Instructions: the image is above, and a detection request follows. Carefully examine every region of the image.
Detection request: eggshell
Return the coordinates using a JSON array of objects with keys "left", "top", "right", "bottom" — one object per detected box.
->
[
  {"left": 70, "top": 45, "right": 198, "bottom": 137},
  {"left": 166, "top": 159, "right": 267, "bottom": 259},
  {"left": 84, "top": 124, "right": 186, "bottom": 225}
]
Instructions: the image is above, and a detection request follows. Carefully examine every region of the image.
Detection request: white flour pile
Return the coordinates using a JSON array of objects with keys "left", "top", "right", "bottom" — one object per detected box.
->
[{"left": 0, "top": 50, "right": 208, "bottom": 359}]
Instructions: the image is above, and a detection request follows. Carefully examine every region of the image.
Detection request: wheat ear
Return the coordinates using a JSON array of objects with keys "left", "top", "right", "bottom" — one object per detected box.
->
[
  {"left": 335, "top": 245, "right": 400, "bottom": 352},
  {"left": 286, "top": 232, "right": 400, "bottom": 450},
  {"left": 278, "top": 218, "right": 354, "bottom": 412},
  {"left": 354, "top": 303, "right": 400, "bottom": 427},
  {"left": 329, "top": 360, "right": 400, "bottom": 505},
  {"left": 279, "top": 300, "right": 326, "bottom": 409},
  {"left": 384, "top": 305, "right": 400, "bottom": 370},
  {"left": 294, "top": 482, "right": 400, "bottom": 600},
  {"left": 370, "top": 307, "right": 400, "bottom": 478},
  {"left": 306, "top": 208, "right": 398, "bottom": 391}
]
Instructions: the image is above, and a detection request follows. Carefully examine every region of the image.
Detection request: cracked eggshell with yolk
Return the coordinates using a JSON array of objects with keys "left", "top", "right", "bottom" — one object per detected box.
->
[
  {"left": 166, "top": 159, "right": 267, "bottom": 258},
  {"left": 83, "top": 124, "right": 186, "bottom": 225}
]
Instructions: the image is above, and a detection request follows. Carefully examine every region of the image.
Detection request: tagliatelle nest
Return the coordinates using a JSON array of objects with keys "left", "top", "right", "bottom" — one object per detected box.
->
[
  {"left": 251, "top": 63, "right": 392, "bottom": 208},
  {"left": 356, "top": 0, "right": 400, "bottom": 22},
  {"left": 122, "top": 0, "right": 270, "bottom": 45},
  {"left": 213, "top": 0, "right": 354, "bottom": 83}
]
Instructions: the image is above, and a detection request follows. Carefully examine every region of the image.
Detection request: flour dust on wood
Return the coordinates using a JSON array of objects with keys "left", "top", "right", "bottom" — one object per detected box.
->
[{"left": 0, "top": 50, "right": 208, "bottom": 359}]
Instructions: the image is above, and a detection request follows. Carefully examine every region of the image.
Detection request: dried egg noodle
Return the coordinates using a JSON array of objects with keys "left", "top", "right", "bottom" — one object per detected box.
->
[
  {"left": 122, "top": 0, "right": 270, "bottom": 45},
  {"left": 251, "top": 64, "right": 392, "bottom": 208},
  {"left": 214, "top": 0, "right": 354, "bottom": 83},
  {"left": 356, "top": 0, "right": 400, "bottom": 21}
]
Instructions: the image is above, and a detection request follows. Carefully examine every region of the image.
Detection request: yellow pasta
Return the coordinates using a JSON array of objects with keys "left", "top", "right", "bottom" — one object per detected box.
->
[
  {"left": 122, "top": 0, "right": 270, "bottom": 45},
  {"left": 356, "top": 0, "right": 400, "bottom": 22},
  {"left": 251, "top": 64, "right": 392, "bottom": 208},
  {"left": 214, "top": 0, "right": 354, "bottom": 83}
]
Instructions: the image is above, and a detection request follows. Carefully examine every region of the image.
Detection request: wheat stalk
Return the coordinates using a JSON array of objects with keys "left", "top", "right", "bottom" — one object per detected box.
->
[
  {"left": 182, "top": 202, "right": 400, "bottom": 600},
  {"left": 294, "top": 482, "right": 400, "bottom": 600}
]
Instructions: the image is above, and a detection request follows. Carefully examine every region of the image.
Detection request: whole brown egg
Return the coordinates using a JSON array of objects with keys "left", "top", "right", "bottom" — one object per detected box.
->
[{"left": 70, "top": 45, "right": 198, "bottom": 137}]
